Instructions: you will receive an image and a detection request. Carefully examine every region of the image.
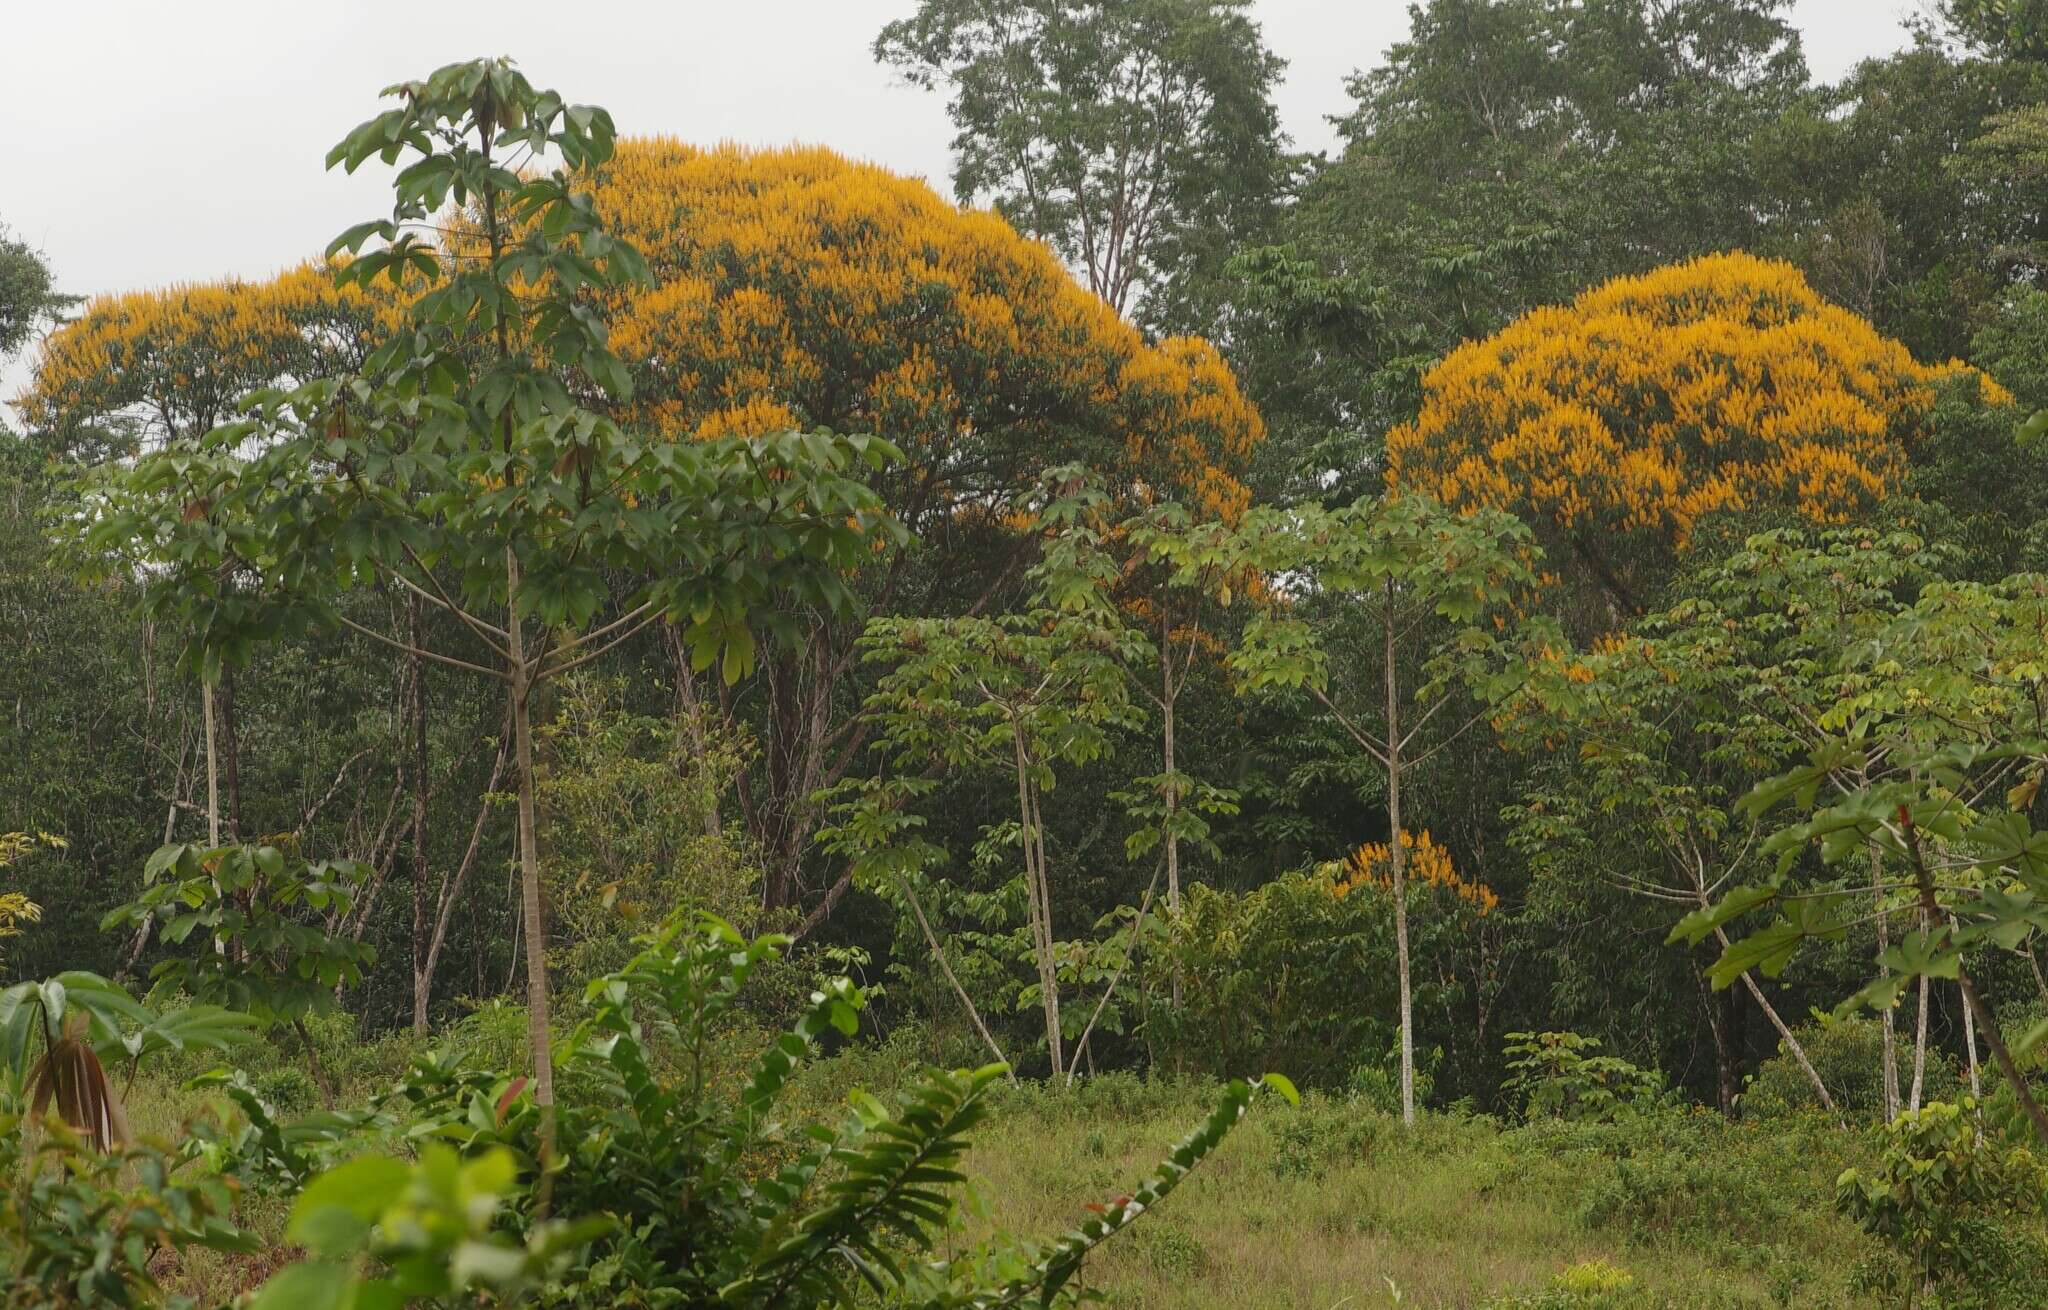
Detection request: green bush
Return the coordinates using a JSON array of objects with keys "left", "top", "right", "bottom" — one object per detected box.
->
[
  {"left": 1502, "top": 1032, "right": 1667, "bottom": 1122},
  {"left": 0, "top": 1117, "right": 253, "bottom": 1309},
  {"left": 1837, "top": 1097, "right": 2048, "bottom": 1307},
  {"left": 247, "top": 913, "right": 1294, "bottom": 1307},
  {"left": 1742, "top": 1017, "right": 1958, "bottom": 1122}
]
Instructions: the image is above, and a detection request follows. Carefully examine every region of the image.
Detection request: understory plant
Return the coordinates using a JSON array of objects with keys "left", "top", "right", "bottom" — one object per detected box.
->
[{"left": 246, "top": 913, "right": 1294, "bottom": 1307}]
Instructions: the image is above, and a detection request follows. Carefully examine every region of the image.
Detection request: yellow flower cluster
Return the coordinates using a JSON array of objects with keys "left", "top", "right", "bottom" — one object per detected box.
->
[
  {"left": 20, "top": 263, "right": 403, "bottom": 441},
  {"left": 1332, "top": 829, "right": 1498, "bottom": 915},
  {"left": 588, "top": 141, "right": 1262, "bottom": 520},
  {"left": 1386, "top": 253, "right": 2010, "bottom": 546}
]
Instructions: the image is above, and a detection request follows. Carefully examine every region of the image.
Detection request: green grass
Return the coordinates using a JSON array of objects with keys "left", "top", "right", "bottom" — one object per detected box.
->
[
  {"left": 946, "top": 1079, "right": 1877, "bottom": 1309},
  {"left": 117, "top": 1023, "right": 1886, "bottom": 1309}
]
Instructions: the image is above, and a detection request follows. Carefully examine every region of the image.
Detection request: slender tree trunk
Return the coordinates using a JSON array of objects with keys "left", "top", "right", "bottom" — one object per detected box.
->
[
  {"left": 1701, "top": 963, "right": 1738, "bottom": 1114},
  {"left": 1385, "top": 588, "right": 1415, "bottom": 1127},
  {"left": 218, "top": 665, "right": 244, "bottom": 840},
  {"left": 202, "top": 679, "right": 220, "bottom": 847},
  {"left": 418, "top": 731, "right": 510, "bottom": 1024},
  {"left": 1911, "top": 924, "right": 1931, "bottom": 1112},
  {"left": 1900, "top": 814, "right": 2048, "bottom": 1140},
  {"left": 1875, "top": 842, "right": 1899, "bottom": 1120},
  {"left": 1161, "top": 605, "right": 1180, "bottom": 916},
  {"left": 407, "top": 597, "right": 433, "bottom": 1035},
  {"left": 899, "top": 875, "right": 1013, "bottom": 1080},
  {"left": 505, "top": 548, "right": 555, "bottom": 1167},
  {"left": 1964, "top": 982, "right": 1983, "bottom": 1100},
  {"left": 1728, "top": 943, "right": 1840, "bottom": 1119},
  {"left": 1010, "top": 730, "right": 1064, "bottom": 1078}
]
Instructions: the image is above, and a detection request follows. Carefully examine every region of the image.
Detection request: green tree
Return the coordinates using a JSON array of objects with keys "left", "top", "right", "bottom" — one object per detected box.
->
[
  {"left": 72, "top": 59, "right": 900, "bottom": 1156},
  {"left": 0, "top": 224, "right": 73, "bottom": 370},
  {"left": 1230, "top": 0, "right": 1810, "bottom": 492},
  {"left": 1206, "top": 492, "right": 1541, "bottom": 1124},
  {"left": 837, "top": 476, "right": 1147, "bottom": 1078},
  {"left": 874, "top": 0, "right": 1293, "bottom": 325}
]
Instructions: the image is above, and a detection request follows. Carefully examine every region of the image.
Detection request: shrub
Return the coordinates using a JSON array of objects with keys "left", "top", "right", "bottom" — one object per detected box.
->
[
  {"left": 1743, "top": 1017, "right": 1959, "bottom": 1122},
  {"left": 1160, "top": 867, "right": 1489, "bottom": 1092},
  {"left": 1502, "top": 1032, "right": 1667, "bottom": 1122},
  {"left": 1836, "top": 1097, "right": 2048, "bottom": 1306},
  {"left": 0, "top": 1117, "right": 253, "bottom": 1309},
  {"left": 249, "top": 914, "right": 1294, "bottom": 1307}
]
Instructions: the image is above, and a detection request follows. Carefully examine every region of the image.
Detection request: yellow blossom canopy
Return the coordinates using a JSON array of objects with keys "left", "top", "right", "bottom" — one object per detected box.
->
[
  {"left": 1386, "top": 253, "right": 2009, "bottom": 561},
  {"left": 589, "top": 140, "right": 1263, "bottom": 524},
  {"left": 20, "top": 263, "right": 402, "bottom": 455}
]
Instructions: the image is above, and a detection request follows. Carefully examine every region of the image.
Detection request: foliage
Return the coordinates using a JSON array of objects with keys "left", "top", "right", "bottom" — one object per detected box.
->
[
  {"left": 1386, "top": 253, "right": 2009, "bottom": 608},
  {"left": 535, "top": 677, "right": 753, "bottom": 979},
  {"left": 0, "top": 830, "right": 58, "bottom": 965},
  {"left": 874, "top": 0, "right": 1293, "bottom": 325},
  {"left": 1836, "top": 1098, "right": 2048, "bottom": 1304},
  {"left": 249, "top": 1145, "right": 603, "bottom": 1310},
  {"left": 1745, "top": 1019, "right": 1960, "bottom": 1122},
  {"left": 1502, "top": 1032, "right": 1668, "bottom": 1123},
  {"left": 1335, "top": 830, "right": 1498, "bottom": 916},
  {"left": 104, "top": 843, "right": 374, "bottom": 1025},
  {"left": 0, "top": 1116, "right": 254, "bottom": 1310},
  {"left": 246, "top": 913, "right": 1290, "bottom": 1307},
  {"left": 591, "top": 138, "right": 1264, "bottom": 524},
  {"left": 0, "top": 970, "right": 256, "bottom": 1147},
  {"left": 0, "top": 225, "right": 74, "bottom": 367},
  {"left": 20, "top": 263, "right": 401, "bottom": 462},
  {"left": 1228, "top": 0, "right": 1813, "bottom": 493},
  {"left": 826, "top": 470, "right": 1151, "bottom": 1077}
]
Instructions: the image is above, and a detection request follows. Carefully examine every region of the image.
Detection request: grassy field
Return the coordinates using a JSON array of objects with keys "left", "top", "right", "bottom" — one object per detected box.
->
[
  {"left": 952, "top": 1079, "right": 1873, "bottom": 1309},
  {"left": 122, "top": 1021, "right": 1883, "bottom": 1309}
]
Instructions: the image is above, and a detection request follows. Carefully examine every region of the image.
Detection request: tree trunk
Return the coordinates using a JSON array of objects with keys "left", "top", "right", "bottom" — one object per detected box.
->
[
  {"left": 1701, "top": 962, "right": 1739, "bottom": 1114},
  {"left": 1910, "top": 952, "right": 1930, "bottom": 1112},
  {"left": 217, "top": 665, "right": 244, "bottom": 841},
  {"left": 1011, "top": 731, "right": 1064, "bottom": 1078},
  {"left": 419, "top": 730, "right": 510, "bottom": 1027},
  {"left": 1874, "top": 842, "right": 1899, "bottom": 1120},
  {"left": 1385, "top": 587, "right": 1415, "bottom": 1127},
  {"left": 1161, "top": 604, "right": 1180, "bottom": 916},
  {"left": 407, "top": 597, "right": 432, "bottom": 1035},
  {"left": 505, "top": 548, "right": 555, "bottom": 1167},
  {"left": 202, "top": 679, "right": 220, "bottom": 847}
]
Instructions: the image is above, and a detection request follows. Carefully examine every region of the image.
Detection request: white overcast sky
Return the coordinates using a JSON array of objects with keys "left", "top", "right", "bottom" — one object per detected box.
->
[{"left": 1, "top": 0, "right": 1933, "bottom": 413}]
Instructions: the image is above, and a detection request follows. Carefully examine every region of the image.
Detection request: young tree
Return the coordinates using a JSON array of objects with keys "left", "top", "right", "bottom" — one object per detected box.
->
[
  {"left": 843, "top": 476, "right": 1146, "bottom": 1077},
  {"left": 74, "top": 59, "right": 899, "bottom": 1156},
  {"left": 1682, "top": 571, "right": 2048, "bottom": 1141},
  {"left": 1212, "top": 492, "right": 1542, "bottom": 1125},
  {"left": 874, "top": 0, "right": 1292, "bottom": 323}
]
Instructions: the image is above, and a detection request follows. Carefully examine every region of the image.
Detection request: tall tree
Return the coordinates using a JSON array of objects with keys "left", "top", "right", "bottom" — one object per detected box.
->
[
  {"left": 0, "top": 224, "right": 74, "bottom": 371},
  {"left": 587, "top": 140, "right": 1265, "bottom": 915},
  {"left": 1227, "top": 0, "right": 1811, "bottom": 493},
  {"left": 74, "top": 59, "right": 900, "bottom": 1157},
  {"left": 1385, "top": 253, "right": 2011, "bottom": 620},
  {"left": 1216, "top": 493, "right": 1542, "bottom": 1125},
  {"left": 874, "top": 0, "right": 1292, "bottom": 324}
]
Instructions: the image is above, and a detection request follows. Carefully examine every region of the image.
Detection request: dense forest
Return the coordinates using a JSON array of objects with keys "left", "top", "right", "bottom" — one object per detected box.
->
[{"left": 9, "top": 1, "right": 2048, "bottom": 1306}]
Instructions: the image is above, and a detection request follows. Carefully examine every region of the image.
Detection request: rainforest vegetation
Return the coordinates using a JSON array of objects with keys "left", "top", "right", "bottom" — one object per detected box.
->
[{"left": 9, "top": 1, "right": 2048, "bottom": 1306}]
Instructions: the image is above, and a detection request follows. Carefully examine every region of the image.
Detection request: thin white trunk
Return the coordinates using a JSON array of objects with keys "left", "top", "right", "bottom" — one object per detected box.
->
[
  {"left": 1385, "top": 588, "right": 1415, "bottom": 1127},
  {"left": 506, "top": 548, "right": 556, "bottom": 1169}
]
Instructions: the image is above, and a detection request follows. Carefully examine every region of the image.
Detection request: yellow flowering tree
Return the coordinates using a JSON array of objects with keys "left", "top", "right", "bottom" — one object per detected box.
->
[
  {"left": 20, "top": 264, "right": 402, "bottom": 461},
  {"left": 586, "top": 141, "right": 1265, "bottom": 912},
  {"left": 1386, "top": 252, "right": 2009, "bottom": 612}
]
